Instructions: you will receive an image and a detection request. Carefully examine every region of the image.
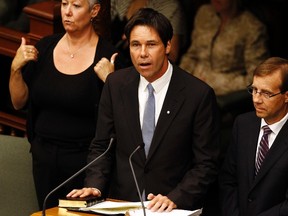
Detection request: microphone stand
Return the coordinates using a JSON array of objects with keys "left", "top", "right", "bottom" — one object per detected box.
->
[
  {"left": 42, "top": 137, "right": 114, "bottom": 216},
  {"left": 129, "top": 144, "right": 146, "bottom": 216}
]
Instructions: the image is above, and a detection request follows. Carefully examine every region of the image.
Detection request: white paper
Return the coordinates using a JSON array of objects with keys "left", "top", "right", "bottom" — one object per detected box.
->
[
  {"left": 79, "top": 200, "right": 149, "bottom": 214},
  {"left": 77, "top": 200, "right": 201, "bottom": 216},
  {"left": 127, "top": 208, "right": 202, "bottom": 216}
]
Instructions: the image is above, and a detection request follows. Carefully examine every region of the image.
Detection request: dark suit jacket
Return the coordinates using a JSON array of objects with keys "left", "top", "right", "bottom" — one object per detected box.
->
[
  {"left": 85, "top": 65, "right": 220, "bottom": 210},
  {"left": 220, "top": 111, "right": 288, "bottom": 216}
]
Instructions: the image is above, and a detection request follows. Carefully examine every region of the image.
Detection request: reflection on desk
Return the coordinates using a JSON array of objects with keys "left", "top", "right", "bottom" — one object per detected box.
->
[
  {"left": 31, "top": 207, "right": 100, "bottom": 216},
  {"left": 31, "top": 199, "right": 126, "bottom": 216}
]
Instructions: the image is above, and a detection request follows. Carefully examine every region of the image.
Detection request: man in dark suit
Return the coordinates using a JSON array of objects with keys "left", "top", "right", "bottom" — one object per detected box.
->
[
  {"left": 219, "top": 57, "right": 288, "bottom": 216},
  {"left": 68, "top": 8, "right": 220, "bottom": 212}
]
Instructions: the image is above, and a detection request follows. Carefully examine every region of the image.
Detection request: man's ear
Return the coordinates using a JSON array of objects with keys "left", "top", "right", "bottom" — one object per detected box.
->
[
  {"left": 165, "top": 40, "right": 171, "bottom": 55},
  {"left": 91, "top": 3, "right": 101, "bottom": 19},
  {"left": 285, "top": 91, "right": 288, "bottom": 103}
]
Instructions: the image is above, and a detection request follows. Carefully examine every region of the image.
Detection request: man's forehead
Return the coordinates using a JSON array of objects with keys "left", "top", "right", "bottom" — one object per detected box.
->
[
  {"left": 253, "top": 73, "right": 282, "bottom": 88},
  {"left": 130, "top": 25, "right": 157, "bottom": 35},
  {"left": 130, "top": 26, "right": 160, "bottom": 40}
]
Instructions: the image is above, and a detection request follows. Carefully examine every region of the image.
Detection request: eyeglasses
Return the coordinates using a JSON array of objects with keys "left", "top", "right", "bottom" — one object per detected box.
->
[{"left": 247, "top": 86, "right": 285, "bottom": 99}]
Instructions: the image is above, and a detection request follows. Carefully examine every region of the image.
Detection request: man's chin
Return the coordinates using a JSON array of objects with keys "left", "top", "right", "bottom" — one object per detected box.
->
[{"left": 255, "top": 111, "right": 266, "bottom": 119}]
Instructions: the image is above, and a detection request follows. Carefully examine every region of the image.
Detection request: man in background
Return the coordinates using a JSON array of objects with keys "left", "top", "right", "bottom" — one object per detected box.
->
[{"left": 220, "top": 57, "right": 288, "bottom": 216}]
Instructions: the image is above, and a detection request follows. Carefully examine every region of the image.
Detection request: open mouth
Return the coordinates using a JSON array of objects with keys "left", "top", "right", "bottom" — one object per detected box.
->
[{"left": 139, "top": 62, "right": 151, "bottom": 66}]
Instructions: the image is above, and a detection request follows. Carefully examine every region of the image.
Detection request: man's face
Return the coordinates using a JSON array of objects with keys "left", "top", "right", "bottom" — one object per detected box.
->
[
  {"left": 252, "top": 71, "right": 288, "bottom": 124},
  {"left": 129, "top": 25, "right": 171, "bottom": 83}
]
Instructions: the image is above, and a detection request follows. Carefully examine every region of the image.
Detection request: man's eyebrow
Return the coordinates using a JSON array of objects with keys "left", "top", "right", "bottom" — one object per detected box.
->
[
  {"left": 130, "top": 39, "right": 158, "bottom": 43},
  {"left": 146, "top": 40, "right": 158, "bottom": 43}
]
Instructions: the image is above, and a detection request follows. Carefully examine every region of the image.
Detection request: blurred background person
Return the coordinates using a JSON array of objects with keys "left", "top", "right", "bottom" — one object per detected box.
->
[
  {"left": 0, "top": 0, "right": 46, "bottom": 32},
  {"left": 0, "top": 0, "right": 16, "bottom": 25},
  {"left": 9, "top": 0, "right": 124, "bottom": 210},
  {"left": 179, "top": 0, "right": 269, "bottom": 96},
  {"left": 110, "top": 0, "right": 186, "bottom": 65}
]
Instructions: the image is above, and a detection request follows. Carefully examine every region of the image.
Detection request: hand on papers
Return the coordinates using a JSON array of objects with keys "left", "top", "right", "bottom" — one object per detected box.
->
[
  {"left": 66, "top": 187, "right": 101, "bottom": 198},
  {"left": 66, "top": 200, "right": 201, "bottom": 216},
  {"left": 146, "top": 193, "right": 177, "bottom": 212}
]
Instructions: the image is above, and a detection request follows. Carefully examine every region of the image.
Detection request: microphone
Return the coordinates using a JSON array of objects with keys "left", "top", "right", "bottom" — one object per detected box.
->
[
  {"left": 42, "top": 137, "right": 115, "bottom": 216},
  {"left": 128, "top": 143, "right": 146, "bottom": 216}
]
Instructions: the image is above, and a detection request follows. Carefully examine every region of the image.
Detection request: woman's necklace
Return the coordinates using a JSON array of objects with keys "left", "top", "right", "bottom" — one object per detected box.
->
[{"left": 66, "top": 35, "right": 87, "bottom": 58}]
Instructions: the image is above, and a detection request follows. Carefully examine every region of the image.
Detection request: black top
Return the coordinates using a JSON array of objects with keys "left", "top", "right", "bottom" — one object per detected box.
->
[{"left": 23, "top": 33, "right": 124, "bottom": 143}]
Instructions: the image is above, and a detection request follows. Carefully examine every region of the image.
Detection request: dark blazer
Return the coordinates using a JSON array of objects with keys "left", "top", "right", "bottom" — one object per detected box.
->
[
  {"left": 219, "top": 111, "right": 288, "bottom": 216},
  {"left": 85, "top": 65, "right": 220, "bottom": 210}
]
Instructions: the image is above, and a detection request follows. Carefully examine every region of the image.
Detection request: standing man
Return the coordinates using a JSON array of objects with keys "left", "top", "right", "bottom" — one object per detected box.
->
[
  {"left": 68, "top": 8, "right": 220, "bottom": 212},
  {"left": 219, "top": 57, "right": 288, "bottom": 216}
]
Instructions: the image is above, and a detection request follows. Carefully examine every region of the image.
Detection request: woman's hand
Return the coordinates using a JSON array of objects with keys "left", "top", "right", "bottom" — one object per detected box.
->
[
  {"left": 146, "top": 193, "right": 177, "bottom": 212},
  {"left": 94, "top": 53, "right": 118, "bottom": 82},
  {"left": 11, "top": 37, "right": 38, "bottom": 72},
  {"left": 10, "top": 37, "right": 38, "bottom": 110}
]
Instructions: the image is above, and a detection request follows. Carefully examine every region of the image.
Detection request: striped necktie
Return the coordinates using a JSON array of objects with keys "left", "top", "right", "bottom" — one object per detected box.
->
[{"left": 255, "top": 125, "right": 272, "bottom": 176}]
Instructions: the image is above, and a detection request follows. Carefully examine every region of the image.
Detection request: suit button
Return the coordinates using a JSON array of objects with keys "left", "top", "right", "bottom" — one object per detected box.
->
[{"left": 248, "top": 198, "right": 253, "bottom": 202}]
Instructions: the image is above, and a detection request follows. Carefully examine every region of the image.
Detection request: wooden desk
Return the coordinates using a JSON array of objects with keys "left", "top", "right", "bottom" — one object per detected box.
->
[
  {"left": 31, "top": 207, "right": 101, "bottom": 216},
  {"left": 31, "top": 199, "right": 125, "bottom": 216}
]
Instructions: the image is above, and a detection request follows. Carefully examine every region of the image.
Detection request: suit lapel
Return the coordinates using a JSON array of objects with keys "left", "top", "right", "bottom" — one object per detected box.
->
[
  {"left": 251, "top": 120, "right": 288, "bottom": 189},
  {"left": 120, "top": 68, "right": 146, "bottom": 161},
  {"left": 146, "top": 68, "right": 185, "bottom": 161},
  {"left": 247, "top": 119, "right": 261, "bottom": 186}
]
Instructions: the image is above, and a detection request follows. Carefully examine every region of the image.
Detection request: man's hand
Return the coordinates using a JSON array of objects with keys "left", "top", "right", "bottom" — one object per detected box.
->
[
  {"left": 66, "top": 187, "right": 101, "bottom": 198},
  {"left": 146, "top": 193, "right": 177, "bottom": 212}
]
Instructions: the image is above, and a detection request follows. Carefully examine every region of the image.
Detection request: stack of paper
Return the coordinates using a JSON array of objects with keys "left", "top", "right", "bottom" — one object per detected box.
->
[
  {"left": 67, "top": 200, "right": 202, "bottom": 216},
  {"left": 126, "top": 208, "right": 202, "bottom": 216},
  {"left": 76, "top": 200, "right": 148, "bottom": 215}
]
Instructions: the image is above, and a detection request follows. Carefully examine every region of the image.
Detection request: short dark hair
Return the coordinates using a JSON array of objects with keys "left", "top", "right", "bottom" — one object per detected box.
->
[
  {"left": 254, "top": 57, "right": 288, "bottom": 92},
  {"left": 124, "top": 8, "right": 173, "bottom": 47}
]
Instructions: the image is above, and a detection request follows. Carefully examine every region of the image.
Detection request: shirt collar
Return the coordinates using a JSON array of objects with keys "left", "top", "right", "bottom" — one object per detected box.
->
[
  {"left": 139, "top": 61, "right": 173, "bottom": 93},
  {"left": 261, "top": 112, "right": 288, "bottom": 134}
]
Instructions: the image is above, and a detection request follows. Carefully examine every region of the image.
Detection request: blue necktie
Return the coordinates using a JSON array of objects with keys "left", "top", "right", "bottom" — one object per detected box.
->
[
  {"left": 255, "top": 125, "right": 272, "bottom": 176},
  {"left": 142, "top": 83, "right": 155, "bottom": 157}
]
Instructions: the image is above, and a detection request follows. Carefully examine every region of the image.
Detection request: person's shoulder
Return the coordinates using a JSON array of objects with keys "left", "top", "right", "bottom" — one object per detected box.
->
[
  {"left": 194, "top": 4, "right": 217, "bottom": 23},
  {"left": 114, "top": 66, "right": 135, "bottom": 76},
  {"left": 97, "top": 36, "right": 123, "bottom": 58},
  {"left": 239, "top": 10, "right": 266, "bottom": 28},
  {"left": 36, "top": 33, "right": 63, "bottom": 49},
  {"left": 37, "top": 33, "right": 63, "bottom": 44},
  {"left": 98, "top": 36, "right": 117, "bottom": 50},
  {"left": 236, "top": 111, "right": 258, "bottom": 123},
  {"left": 108, "top": 66, "right": 137, "bottom": 82}
]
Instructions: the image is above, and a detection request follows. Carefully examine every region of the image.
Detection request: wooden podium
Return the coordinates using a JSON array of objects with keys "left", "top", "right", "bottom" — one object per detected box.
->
[
  {"left": 31, "top": 207, "right": 101, "bottom": 216},
  {"left": 31, "top": 199, "right": 125, "bottom": 216}
]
